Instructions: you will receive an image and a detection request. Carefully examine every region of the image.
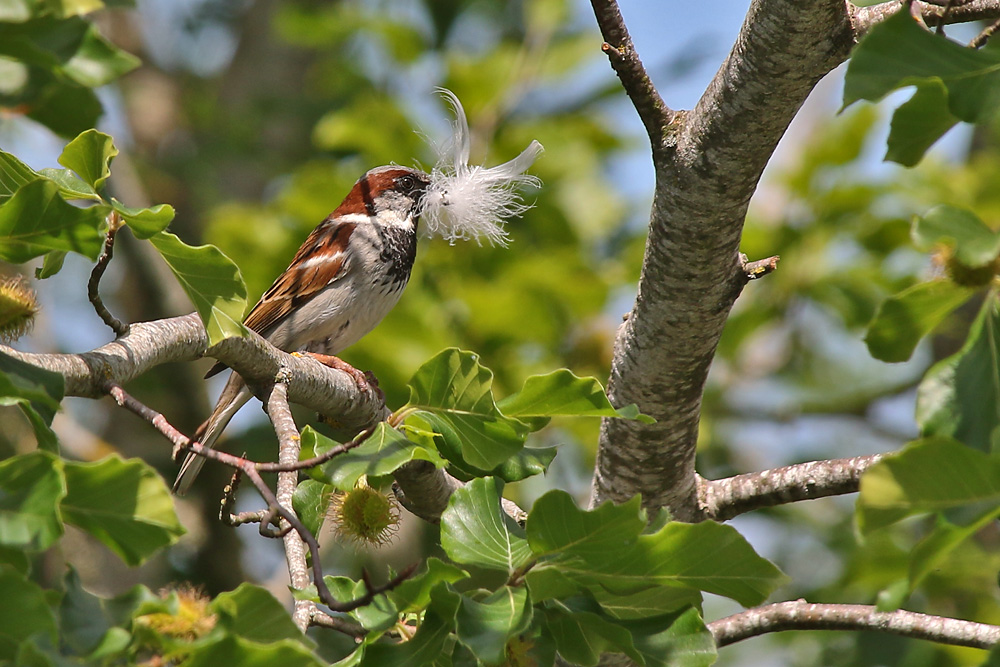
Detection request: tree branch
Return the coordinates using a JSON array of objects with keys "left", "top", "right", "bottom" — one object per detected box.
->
[
  {"left": 264, "top": 382, "right": 314, "bottom": 633},
  {"left": 88, "top": 212, "right": 129, "bottom": 337},
  {"left": 709, "top": 601, "right": 1000, "bottom": 649},
  {"left": 698, "top": 454, "right": 885, "bottom": 521},
  {"left": 106, "top": 382, "right": 415, "bottom": 614},
  {"left": 0, "top": 312, "right": 385, "bottom": 429},
  {"left": 590, "top": 0, "right": 675, "bottom": 149},
  {"left": 309, "top": 609, "right": 367, "bottom": 638},
  {"left": 970, "top": 15, "right": 1000, "bottom": 47},
  {"left": 851, "top": 0, "right": 1000, "bottom": 37},
  {"left": 591, "top": 0, "right": 856, "bottom": 520}
]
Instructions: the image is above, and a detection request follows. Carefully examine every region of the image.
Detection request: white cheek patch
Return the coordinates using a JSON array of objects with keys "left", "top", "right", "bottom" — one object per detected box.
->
[{"left": 419, "top": 89, "right": 543, "bottom": 247}]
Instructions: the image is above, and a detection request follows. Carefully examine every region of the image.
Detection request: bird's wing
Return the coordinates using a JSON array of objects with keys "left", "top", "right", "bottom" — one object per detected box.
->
[{"left": 204, "top": 220, "right": 356, "bottom": 379}]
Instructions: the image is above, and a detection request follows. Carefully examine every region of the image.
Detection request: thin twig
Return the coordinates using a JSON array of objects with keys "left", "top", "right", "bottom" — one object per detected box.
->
[
  {"left": 255, "top": 424, "right": 375, "bottom": 473},
  {"left": 709, "top": 600, "right": 1000, "bottom": 649},
  {"left": 309, "top": 609, "right": 367, "bottom": 638},
  {"left": 852, "top": 1, "right": 1000, "bottom": 38},
  {"left": 590, "top": 0, "right": 675, "bottom": 149},
  {"left": 88, "top": 211, "right": 129, "bottom": 337},
  {"left": 970, "top": 16, "right": 1000, "bottom": 46},
  {"left": 105, "top": 382, "right": 415, "bottom": 614},
  {"left": 741, "top": 254, "right": 780, "bottom": 282},
  {"left": 699, "top": 454, "right": 884, "bottom": 521},
  {"left": 936, "top": 0, "right": 956, "bottom": 32}
]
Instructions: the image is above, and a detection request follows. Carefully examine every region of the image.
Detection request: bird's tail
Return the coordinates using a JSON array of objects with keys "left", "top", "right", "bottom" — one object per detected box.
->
[{"left": 172, "top": 372, "right": 252, "bottom": 495}]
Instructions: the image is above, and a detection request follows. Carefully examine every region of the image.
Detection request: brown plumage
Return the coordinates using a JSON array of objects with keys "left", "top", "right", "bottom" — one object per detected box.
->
[{"left": 174, "top": 166, "right": 430, "bottom": 494}]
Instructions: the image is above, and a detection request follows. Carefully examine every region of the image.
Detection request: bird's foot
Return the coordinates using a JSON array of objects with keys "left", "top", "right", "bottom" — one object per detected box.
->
[{"left": 300, "top": 352, "right": 381, "bottom": 399}]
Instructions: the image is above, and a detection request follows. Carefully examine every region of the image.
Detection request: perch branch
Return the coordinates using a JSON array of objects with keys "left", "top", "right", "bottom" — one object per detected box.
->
[
  {"left": 106, "top": 383, "right": 415, "bottom": 614},
  {"left": 88, "top": 211, "right": 129, "bottom": 337},
  {"left": 709, "top": 600, "right": 1000, "bottom": 649},
  {"left": 0, "top": 312, "right": 386, "bottom": 429},
  {"left": 590, "top": 0, "right": 675, "bottom": 149},
  {"left": 699, "top": 454, "right": 885, "bottom": 521}
]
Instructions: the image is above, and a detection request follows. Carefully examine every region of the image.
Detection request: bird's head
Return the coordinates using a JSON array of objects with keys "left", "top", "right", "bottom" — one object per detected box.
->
[{"left": 333, "top": 166, "right": 431, "bottom": 229}]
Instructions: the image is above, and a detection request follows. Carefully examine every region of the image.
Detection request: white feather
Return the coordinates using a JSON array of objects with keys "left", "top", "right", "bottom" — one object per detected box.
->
[{"left": 420, "top": 89, "right": 543, "bottom": 246}]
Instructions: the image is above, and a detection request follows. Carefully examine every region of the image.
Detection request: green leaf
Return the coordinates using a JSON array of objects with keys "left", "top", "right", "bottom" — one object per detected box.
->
[
  {"left": 0, "top": 451, "right": 65, "bottom": 551},
  {"left": 363, "top": 586, "right": 459, "bottom": 666},
  {"left": 0, "top": 566, "right": 58, "bottom": 661},
  {"left": 292, "top": 479, "right": 332, "bottom": 536},
  {"left": 844, "top": 8, "right": 1000, "bottom": 123},
  {"left": 0, "top": 150, "right": 39, "bottom": 204},
  {"left": 0, "top": 545, "right": 31, "bottom": 575},
  {"left": 916, "top": 296, "right": 1000, "bottom": 451},
  {"left": 61, "top": 455, "right": 185, "bottom": 566},
  {"left": 912, "top": 206, "right": 1000, "bottom": 269},
  {"left": 110, "top": 199, "right": 175, "bottom": 239},
  {"left": 908, "top": 506, "right": 1000, "bottom": 591},
  {"left": 403, "top": 349, "right": 529, "bottom": 470},
  {"left": 390, "top": 558, "right": 469, "bottom": 614},
  {"left": 37, "top": 168, "right": 100, "bottom": 201},
  {"left": 0, "top": 179, "right": 106, "bottom": 262},
  {"left": 311, "top": 423, "right": 446, "bottom": 491},
  {"left": 0, "top": 349, "right": 64, "bottom": 451},
  {"left": 499, "top": 369, "right": 652, "bottom": 422},
  {"left": 884, "top": 80, "right": 959, "bottom": 166},
  {"left": 493, "top": 445, "right": 558, "bottom": 482},
  {"left": 49, "top": 0, "right": 107, "bottom": 18},
  {"left": 857, "top": 437, "right": 1000, "bottom": 533},
  {"left": 619, "top": 608, "right": 717, "bottom": 667},
  {"left": 588, "top": 585, "right": 703, "bottom": 621},
  {"left": 325, "top": 576, "right": 398, "bottom": 632},
  {"left": 453, "top": 586, "right": 532, "bottom": 665},
  {"left": 148, "top": 231, "right": 249, "bottom": 346},
  {"left": 549, "top": 520, "right": 786, "bottom": 607},
  {"left": 212, "top": 584, "right": 309, "bottom": 644},
  {"left": 527, "top": 492, "right": 645, "bottom": 558},
  {"left": 440, "top": 477, "right": 532, "bottom": 573},
  {"left": 59, "top": 568, "right": 117, "bottom": 657},
  {"left": 27, "top": 82, "right": 103, "bottom": 138},
  {"left": 183, "top": 636, "right": 325, "bottom": 667},
  {"left": 60, "top": 18, "right": 139, "bottom": 86},
  {"left": 35, "top": 250, "right": 67, "bottom": 279},
  {"left": 542, "top": 603, "right": 642, "bottom": 667},
  {"left": 57, "top": 129, "right": 117, "bottom": 190},
  {"left": 525, "top": 567, "right": 581, "bottom": 603},
  {"left": 865, "top": 280, "right": 973, "bottom": 362}
]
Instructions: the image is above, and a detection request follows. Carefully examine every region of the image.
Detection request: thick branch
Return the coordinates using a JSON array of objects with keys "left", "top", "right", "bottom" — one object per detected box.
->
[
  {"left": 592, "top": 0, "right": 856, "bottom": 519},
  {"left": 0, "top": 312, "right": 385, "bottom": 429},
  {"left": 698, "top": 454, "right": 885, "bottom": 521},
  {"left": 590, "top": 0, "right": 675, "bottom": 148},
  {"left": 392, "top": 460, "right": 527, "bottom": 524},
  {"left": 710, "top": 601, "right": 1000, "bottom": 649}
]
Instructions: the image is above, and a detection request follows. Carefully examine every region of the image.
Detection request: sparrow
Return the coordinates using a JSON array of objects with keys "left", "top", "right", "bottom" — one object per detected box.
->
[{"left": 173, "top": 165, "right": 431, "bottom": 495}]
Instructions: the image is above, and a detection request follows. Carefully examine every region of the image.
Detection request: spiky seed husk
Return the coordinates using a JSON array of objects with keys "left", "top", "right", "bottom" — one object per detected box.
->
[
  {"left": 328, "top": 485, "right": 400, "bottom": 547},
  {"left": 0, "top": 275, "right": 38, "bottom": 343}
]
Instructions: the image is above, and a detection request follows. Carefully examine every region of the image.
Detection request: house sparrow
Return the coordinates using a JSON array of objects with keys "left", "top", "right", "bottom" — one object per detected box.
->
[{"left": 173, "top": 166, "right": 431, "bottom": 494}]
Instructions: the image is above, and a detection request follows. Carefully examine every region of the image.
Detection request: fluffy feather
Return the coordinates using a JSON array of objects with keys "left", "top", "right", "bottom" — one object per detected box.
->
[{"left": 420, "top": 89, "right": 543, "bottom": 246}]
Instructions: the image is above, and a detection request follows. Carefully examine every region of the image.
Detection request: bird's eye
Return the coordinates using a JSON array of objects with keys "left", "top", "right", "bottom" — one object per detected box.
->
[{"left": 398, "top": 175, "right": 416, "bottom": 192}]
